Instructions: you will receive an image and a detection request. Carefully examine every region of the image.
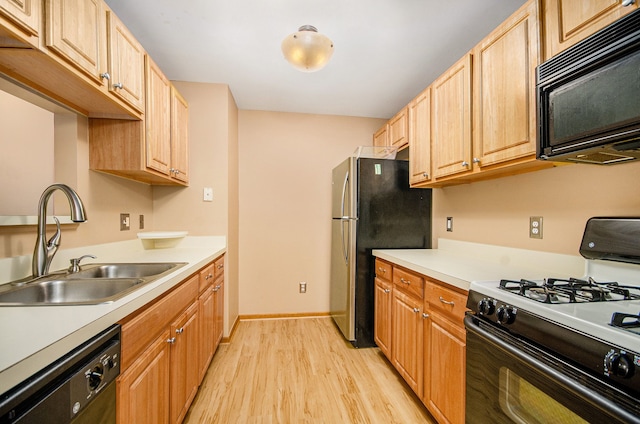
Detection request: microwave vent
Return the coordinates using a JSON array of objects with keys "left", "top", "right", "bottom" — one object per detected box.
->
[{"left": 567, "top": 152, "right": 637, "bottom": 165}]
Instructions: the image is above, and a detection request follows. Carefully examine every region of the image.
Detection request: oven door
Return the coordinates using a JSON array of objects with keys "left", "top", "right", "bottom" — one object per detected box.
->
[{"left": 465, "top": 314, "right": 640, "bottom": 424}]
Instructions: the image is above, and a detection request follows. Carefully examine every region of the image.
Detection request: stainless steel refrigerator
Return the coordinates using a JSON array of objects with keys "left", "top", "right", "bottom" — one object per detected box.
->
[{"left": 330, "top": 156, "right": 432, "bottom": 348}]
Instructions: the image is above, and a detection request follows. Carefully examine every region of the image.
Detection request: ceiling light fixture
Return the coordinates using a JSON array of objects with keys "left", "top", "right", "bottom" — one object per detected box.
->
[{"left": 281, "top": 25, "right": 334, "bottom": 72}]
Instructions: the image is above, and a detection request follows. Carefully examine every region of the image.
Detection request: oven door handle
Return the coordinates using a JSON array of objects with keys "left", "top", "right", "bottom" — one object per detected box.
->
[{"left": 464, "top": 314, "right": 640, "bottom": 424}]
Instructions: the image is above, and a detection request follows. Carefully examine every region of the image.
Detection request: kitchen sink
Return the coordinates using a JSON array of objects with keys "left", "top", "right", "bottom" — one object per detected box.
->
[{"left": 0, "top": 262, "right": 186, "bottom": 306}]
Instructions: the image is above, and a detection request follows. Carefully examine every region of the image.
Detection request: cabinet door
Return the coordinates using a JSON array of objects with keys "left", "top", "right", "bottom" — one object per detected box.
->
[
  {"left": 389, "top": 107, "right": 408, "bottom": 149},
  {"left": 117, "top": 329, "right": 171, "bottom": 424},
  {"left": 373, "top": 124, "right": 388, "bottom": 147},
  {"left": 170, "top": 302, "right": 199, "bottom": 424},
  {"left": 145, "top": 56, "right": 171, "bottom": 176},
  {"left": 425, "top": 313, "right": 466, "bottom": 424},
  {"left": 408, "top": 87, "right": 431, "bottom": 186},
  {"left": 198, "top": 286, "right": 215, "bottom": 381},
  {"left": 432, "top": 54, "right": 472, "bottom": 179},
  {"left": 0, "top": 0, "right": 40, "bottom": 41},
  {"left": 543, "top": 0, "right": 638, "bottom": 60},
  {"left": 106, "top": 10, "right": 145, "bottom": 112},
  {"left": 214, "top": 279, "right": 224, "bottom": 348},
  {"left": 473, "top": 0, "right": 539, "bottom": 168},
  {"left": 170, "top": 85, "right": 189, "bottom": 184},
  {"left": 392, "top": 290, "right": 423, "bottom": 396},
  {"left": 45, "top": 0, "right": 106, "bottom": 83},
  {"left": 374, "top": 277, "right": 392, "bottom": 359}
]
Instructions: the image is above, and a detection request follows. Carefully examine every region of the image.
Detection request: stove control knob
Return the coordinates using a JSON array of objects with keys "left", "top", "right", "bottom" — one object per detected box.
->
[
  {"left": 478, "top": 298, "right": 496, "bottom": 315},
  {"left": 87, "top": 364, "right": 104, "bottom": 391},
  {"left": 605, "top": 351, "right": 634, "bottom": 379},
  {"left": 496, "top": 305, "right": 516, "bottom": 325}
]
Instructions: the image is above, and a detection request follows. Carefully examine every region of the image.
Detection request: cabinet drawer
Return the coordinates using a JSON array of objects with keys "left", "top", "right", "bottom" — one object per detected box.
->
[
  {"left": 426, "top": 281, "right": 468, "bottom": 323},
  {"left": 198, "top": 262, "right": 215, "bottom": 292},
  {"left": 120, "top": 274, "right": 199, "bottom": 371},
  {"left": 393, "top": 267, "right": 424, "bottom": 300},
  {"left": 375, "top": 258, "right": 392, "bottom": 282},
  {"left": 214, "top": 255, "right": 224, "bottom": 280}
]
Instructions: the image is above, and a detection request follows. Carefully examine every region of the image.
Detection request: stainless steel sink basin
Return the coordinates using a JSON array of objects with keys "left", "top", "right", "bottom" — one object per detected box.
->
[
  {"left": 0, "top": 262, "right": 186, "bottom": 306},
  {"left": 69, "top": 262, "right": 182, "bottom": 279}
]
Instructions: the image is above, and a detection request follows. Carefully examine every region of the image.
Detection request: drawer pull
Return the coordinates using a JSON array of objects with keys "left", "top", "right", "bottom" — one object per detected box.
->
[
  {"left": 167, "top": 337, "right": 176, "bottom": 344},
  {"left": 176, "top": 327, "right": 184, "bottom": 334},
  {"left": 422, "top": 313, "right": 430, "bottom": 319},
  {"left": 439, "top": 296, "right": 455, "bottom": 306},
  {"left": 412, "top": 308, "right": 420, "bottom": 313},
  {"left": 217, "top": 264, "right": 224, "bottom": 269},
  {"left": 378, "top": 267, "right": 386, "bottom": 273},
  {"left": 400, "top": 278, "right": 411, "bottom": 285}
]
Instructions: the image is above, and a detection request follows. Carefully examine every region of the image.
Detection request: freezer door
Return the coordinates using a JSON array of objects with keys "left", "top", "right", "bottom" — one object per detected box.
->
[
  {"left": 331, "top": 157, "right": 355, "bottom": 219},
  {"left": 330, "top": 217, "right": 356, "bottom": 341}
]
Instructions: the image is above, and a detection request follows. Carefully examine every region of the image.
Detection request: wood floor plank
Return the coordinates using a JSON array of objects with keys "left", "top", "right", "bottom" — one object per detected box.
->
[{"left": 184, "top": 317, "right": 435, "bottom": 423}]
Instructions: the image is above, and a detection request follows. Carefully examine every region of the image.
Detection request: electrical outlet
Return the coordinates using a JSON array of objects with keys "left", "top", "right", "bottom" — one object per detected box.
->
[
  {"left": 299, "top": 282, "right": 307, "bottom": 293},
  {"left": 139, "top": 214, "right": 145, "bottom": 230},
  {"left": 120, "top": 213, "right": 130, "bottom": 231},
  {"left": 203, "top": 187, "right": 213, "bottom": 202},
  {"left": 530, "top": 216, "right": 543, "bottom": 239},
  {"left": 446, "top": 217, "right": 453, "bottom": 232}
]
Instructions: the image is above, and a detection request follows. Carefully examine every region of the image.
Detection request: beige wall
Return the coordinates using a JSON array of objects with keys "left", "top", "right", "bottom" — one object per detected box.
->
[
  {"left": 0, "top": 109, "right": 153, "bottom": 259},
  {"left": 433, "top": 162, "right": 640, "bottom": 255},
  {"left": 154, "top": 81, "right": 240, "bottom": 336},
  {"left": 238, "top": 110, "right": 386, "bottom": 316}
]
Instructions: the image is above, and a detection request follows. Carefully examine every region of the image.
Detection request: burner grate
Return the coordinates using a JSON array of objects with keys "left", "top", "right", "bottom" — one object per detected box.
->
[{"left": 499, "top": 278, "right": 640, "bottom": 303}]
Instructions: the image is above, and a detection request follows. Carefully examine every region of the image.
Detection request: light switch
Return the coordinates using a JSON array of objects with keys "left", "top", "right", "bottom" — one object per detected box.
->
[{"left": 203, "top": 187, "right": 213, "bottom": 202}]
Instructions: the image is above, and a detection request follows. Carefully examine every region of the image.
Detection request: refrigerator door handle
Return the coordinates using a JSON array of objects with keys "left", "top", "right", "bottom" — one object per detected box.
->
[{"left": 340, "top": 171, "right": 350, "bottom": 265}]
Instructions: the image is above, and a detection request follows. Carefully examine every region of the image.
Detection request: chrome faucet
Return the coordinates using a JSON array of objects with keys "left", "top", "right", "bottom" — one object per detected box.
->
[{"left": 32, "top": 184, "right": 88, "bottom": 277}]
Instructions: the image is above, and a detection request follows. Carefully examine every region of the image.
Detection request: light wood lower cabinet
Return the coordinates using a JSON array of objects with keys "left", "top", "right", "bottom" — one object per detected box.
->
[
  {"left": 117, "top": 328, "right": 171, "bottom": 424},
  {"left": 392, "top": 289, "right": 423, "bottom": 396},
  {"left": 118, "top": 254, "right": 225, "bottom": 424},
  {"left": 170, "top": 302, "right": 199, "bottom": 424},
  {"left": 374, "top": 258, "right": 468, "bottom": 424}
]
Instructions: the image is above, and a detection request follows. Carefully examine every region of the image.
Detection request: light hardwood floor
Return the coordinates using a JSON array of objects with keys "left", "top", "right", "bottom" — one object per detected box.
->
[{"left": 184, "top": 317, "right": 435, "bottom": 423}]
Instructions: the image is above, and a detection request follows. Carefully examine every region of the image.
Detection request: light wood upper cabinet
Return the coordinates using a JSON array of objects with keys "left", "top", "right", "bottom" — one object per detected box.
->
[
  {"left": 388, "top": 107, "right": 408, "bottom": 149},
  {"left": 432, "top": 53, "right": 472, "bottom": 179},
  {"left": 408, "top": 87, "right": 431, "bottom": 186},
  {"left": 473, "top": 0, "right": 539, "bottom": 168},
  {"left": 0, "top": 0, "right": 40, "bottom": 46},
  {"left": 106, "top": 9, "right": 145, "bottom": 112},
  {"left": 45, "top": 0, "right": 107, "bottom": 84},
  {"left": 170, "top": 86, "right": 189, "bottom": 184},
  {"left": 373, "top": 124, "right": 388, "bottom": 148},
  {"left": 145, "top": 56, "right": 172, "bottom": 176},
  {"left": 542, "top": 0, "right": 638, "bottom": 60}
]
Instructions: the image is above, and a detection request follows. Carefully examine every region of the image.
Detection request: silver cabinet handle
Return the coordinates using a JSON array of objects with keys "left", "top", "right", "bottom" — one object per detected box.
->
[
  {"left": 100, "top": 72, "right": 110, "bottom": 80},
  {"left": 422, "top": 313, "right": 430, "bottom": 319},
  {"left": 412, "top": 307, "right": 420, "bottom": 313},
  {"left": 439, "top": 296, "right": 455, "bottom": 306},
  {"left": 473, "top": 158, "right": 480, "bottom": 164},
  {"left": 167, "top": 337, "right": 176, "bottom": 344},
  {"left": 217, "top": 264, "right": 224, "bottom": 269},
  {"left": 400, "top": 278, "right": 411, "bottom": 285},
  {"left": 383, "top": 288, "right": 390, "bottom": 294},
  {"left": 461, "top": 161, "right": 469, "bottom": 167},
  {"left": 622, "top": 0, "right": 635, "bottom": 6},
  {"left": 176, "top": 327, "right": 184, "bottom": 334},
  {"left": 378, "top": 267, "right": 386, "bottom": 273},
  {"left": 113, "top": 82, "right": 123, "bottom": 89},
  {"left": 422, "top": 172, "right": 428, "bottom": 178}
]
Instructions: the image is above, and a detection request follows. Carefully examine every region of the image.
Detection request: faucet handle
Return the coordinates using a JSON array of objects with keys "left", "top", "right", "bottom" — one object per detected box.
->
[
  {"left": 47, "top": 216, "right": 61, "bottom": 249},
  {"left": 68, "top": 254, "right": 97, "bottom": 273}
]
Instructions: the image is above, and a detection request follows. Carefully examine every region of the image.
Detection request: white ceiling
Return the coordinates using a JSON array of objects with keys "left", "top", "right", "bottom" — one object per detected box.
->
[{"left": 104, "top": 0, "right": 527, "bottom": 119}]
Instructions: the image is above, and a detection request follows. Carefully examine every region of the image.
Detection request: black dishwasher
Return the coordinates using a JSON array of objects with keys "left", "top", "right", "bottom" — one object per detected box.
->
[{"left": 0, "top": 324, "right": 121, "bottom": 424}]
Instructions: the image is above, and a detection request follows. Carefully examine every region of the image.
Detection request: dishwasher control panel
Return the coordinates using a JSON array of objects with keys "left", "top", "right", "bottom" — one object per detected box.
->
[{"left": 69, "top": 339, "right": 120, "bottom": 419}]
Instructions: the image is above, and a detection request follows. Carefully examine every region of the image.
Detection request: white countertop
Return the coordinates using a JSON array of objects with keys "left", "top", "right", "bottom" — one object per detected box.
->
[
  {"left": 0, "top": 236, "right": 226, "bottom": 395},
  {"left": 373, "top": 239, "right": 586, "bottom": 291}
]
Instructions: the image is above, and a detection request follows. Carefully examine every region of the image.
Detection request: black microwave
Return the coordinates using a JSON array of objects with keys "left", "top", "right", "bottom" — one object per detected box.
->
[{"left": 537, "top": 8, "right": 640, "bottom": 165}]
